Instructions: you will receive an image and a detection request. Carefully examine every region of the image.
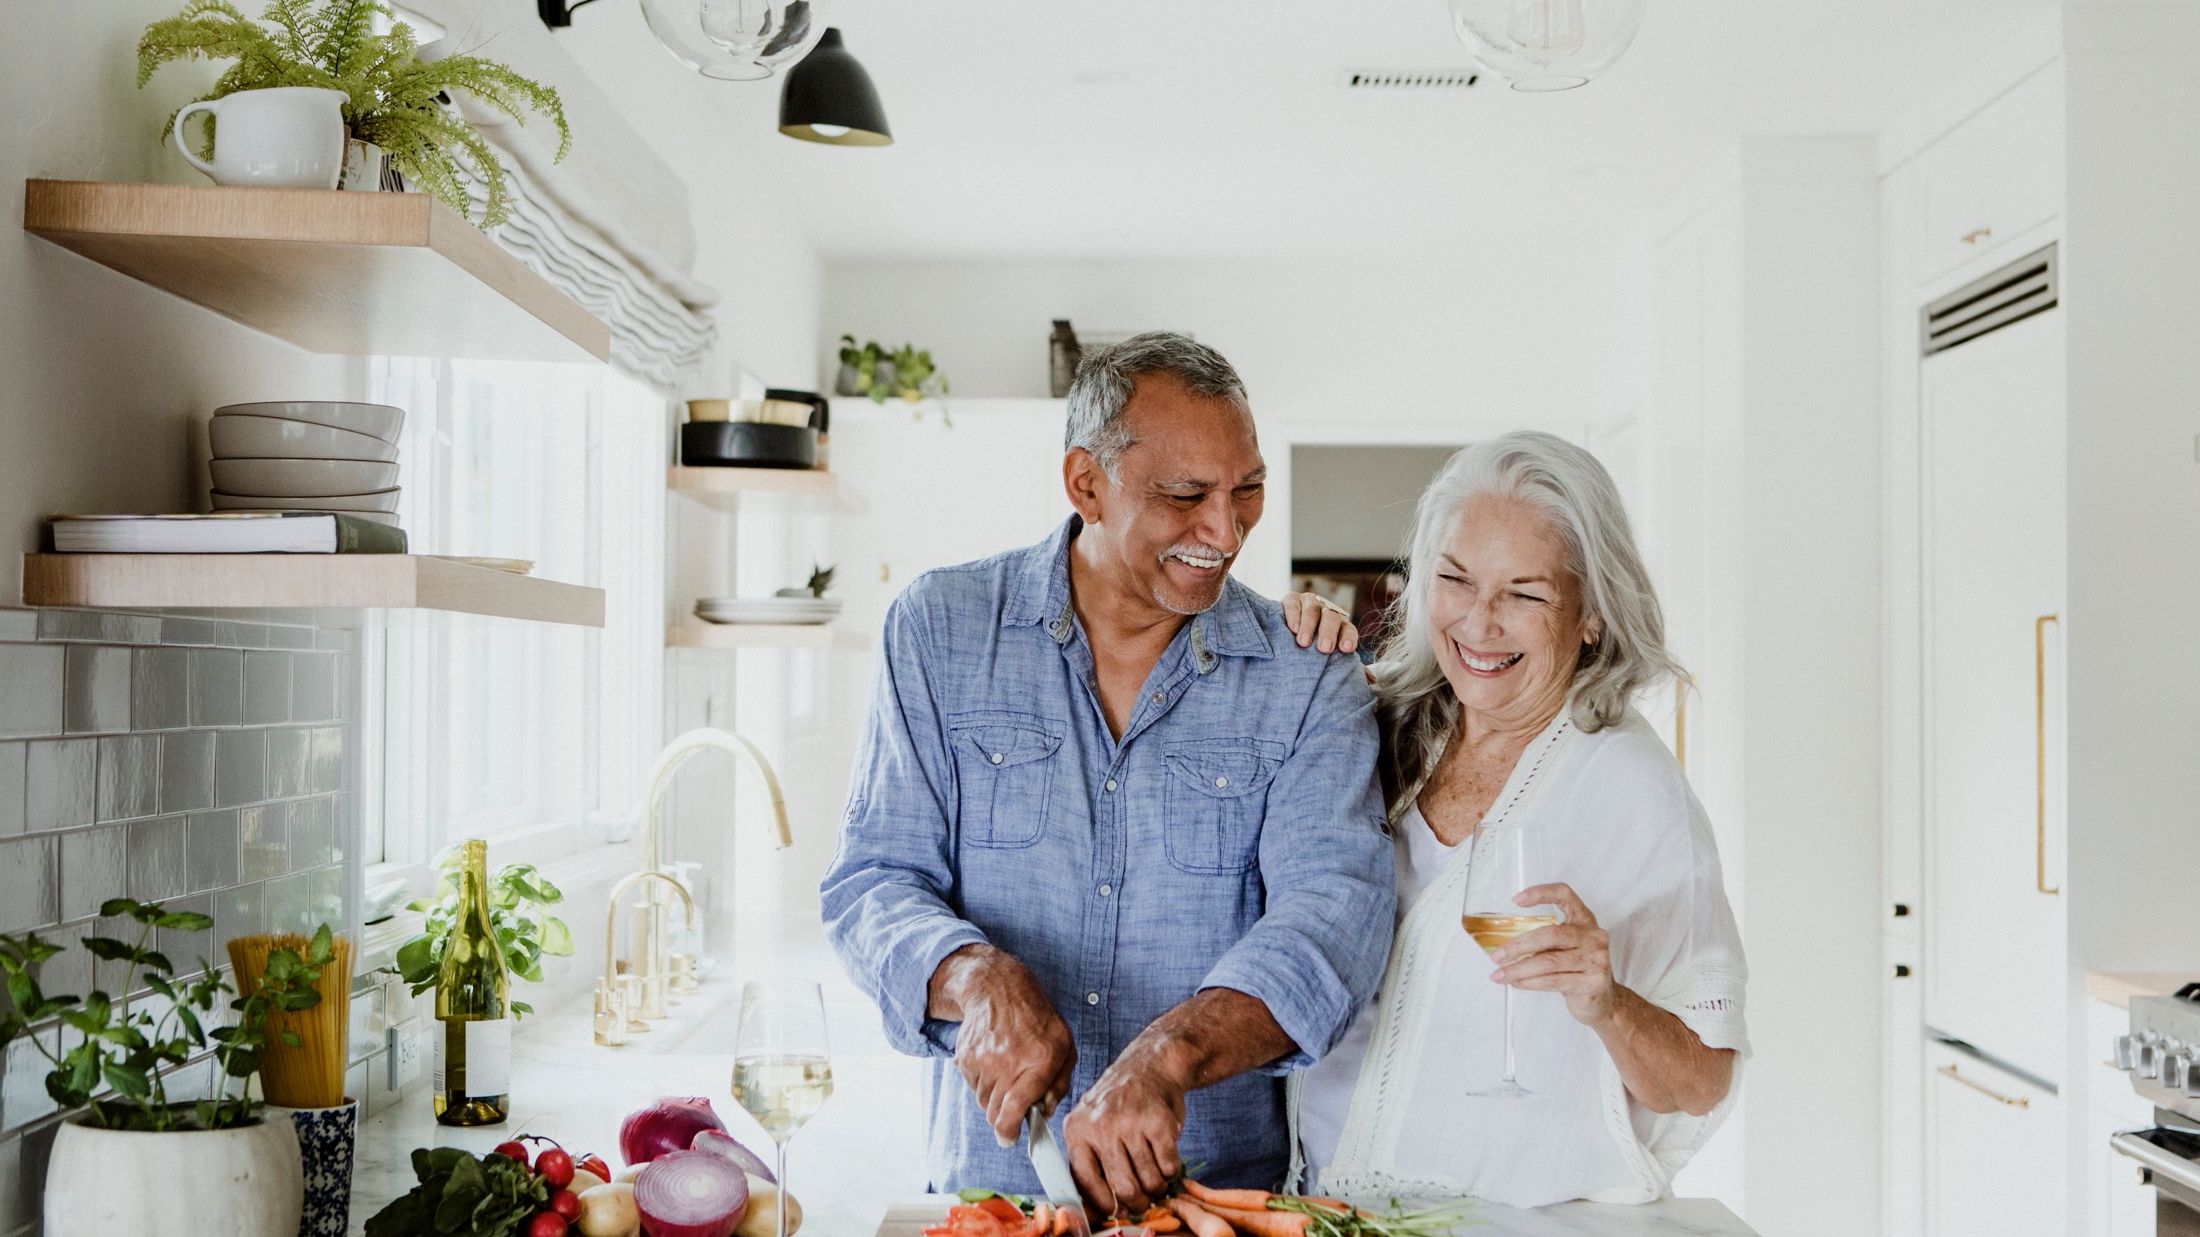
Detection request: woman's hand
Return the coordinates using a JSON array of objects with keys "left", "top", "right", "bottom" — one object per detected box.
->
[
  {"left": 1281, "top": 592, "right": 1359, "bottom": 654},
  {"left": 1488, "top": 882, "right": 1617, "bottom": 1027}
]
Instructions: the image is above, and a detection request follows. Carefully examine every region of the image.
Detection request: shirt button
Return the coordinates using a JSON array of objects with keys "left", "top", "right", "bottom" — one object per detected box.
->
[
  {"left": 1104, "top": 778, "right": 1118, "bottom": 792},
  {"left": 990, "top": 753, "right": 1004, "bottom": 765},
  {"left": 1098, "top": 883, "right": 1114, "bottom": 898},
  {"left": 1214, "top": 776, "right": 1229, "bottom": 789},
  {"left": 1085, "top": 992, "right": 1101, "bottom": 1006},
  {"left": 1150, "top": 691, "right": 1164, "bottom": 704}
]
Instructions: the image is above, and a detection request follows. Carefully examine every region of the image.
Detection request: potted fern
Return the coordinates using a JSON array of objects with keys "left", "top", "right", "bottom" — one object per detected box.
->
[{"left": 138, "top": 0, "right": 570, "bottom": 227}]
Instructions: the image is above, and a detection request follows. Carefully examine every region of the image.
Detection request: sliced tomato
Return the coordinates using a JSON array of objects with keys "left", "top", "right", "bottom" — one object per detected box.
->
[
  {"left": 976, "top": 1198, "right": 1024, "bottom": 1223},
  {"left": 939, "top": 1205, "right": 1006, "bottom": 1237}
]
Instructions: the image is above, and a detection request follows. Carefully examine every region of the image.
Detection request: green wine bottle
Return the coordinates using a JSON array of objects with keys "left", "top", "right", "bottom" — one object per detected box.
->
[{"left": 433, "top": 838, "right": 510, "bottom": 1126}]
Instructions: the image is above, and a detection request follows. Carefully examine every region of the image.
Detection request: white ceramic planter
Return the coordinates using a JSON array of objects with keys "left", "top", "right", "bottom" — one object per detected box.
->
[{"left": 43, "top": 1116, "right": 303, "bottom": 1237}]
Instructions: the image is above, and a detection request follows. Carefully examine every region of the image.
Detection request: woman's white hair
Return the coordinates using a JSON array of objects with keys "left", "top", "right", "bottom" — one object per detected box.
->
[{"left": 1370, "top": 430, "right": 1688, "bottom": 818}]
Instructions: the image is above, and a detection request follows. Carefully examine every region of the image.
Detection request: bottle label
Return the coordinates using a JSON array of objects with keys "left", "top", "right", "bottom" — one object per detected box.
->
[{"left": 465, "top": 1018, "right": 512, "bottom": 1095}]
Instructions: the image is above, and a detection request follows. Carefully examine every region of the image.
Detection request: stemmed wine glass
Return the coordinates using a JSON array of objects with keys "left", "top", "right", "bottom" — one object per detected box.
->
[
  {"left": 1459, "top": 823, "right": 1558, "bottom": 1097},
  {"left": 732, "top": 980, "right": 834, "bottom": 1237}
]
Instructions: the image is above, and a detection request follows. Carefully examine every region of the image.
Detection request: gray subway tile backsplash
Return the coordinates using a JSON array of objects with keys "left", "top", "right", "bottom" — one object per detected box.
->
[
  {"left": 0, "top": 745, "right": 22, "bottom": 839},
  {"left": 23, "top": 741, "right": 94, "bottom": 833},
  {"left": 188, "top": 649, "right": 243, "bottom": 727},
  {"left": 214, "top": 729, "right": 267, "bottom": 807},
  {"left": 130, "top": 647, "right": 191, "bottom": 731},
  {"left": 95, "top": 734, "right": 159, "bottom": 823},
  {"left": 0, "top": 647, "right": 63, "bottom": 740},
  {"left": 58, "top": 827, "right": 126, "bottom": 922},
  {"left": 1, "top": 613, "right": 360, "bottom": 1233},
  {"left": 61, "top": 646, "right": 131, "bottom": 735},
  {"left": 159, "top": 730, "right": 215, "bottom": 815},
  {"left": 242, "top": 652, "right": 290, "bottom": 726}
]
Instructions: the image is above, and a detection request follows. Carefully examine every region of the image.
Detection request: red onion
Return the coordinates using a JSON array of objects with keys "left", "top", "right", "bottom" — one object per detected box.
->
[
  {"left": 690, "top": 1129, "right": 775, "bottom": 1184},
  {"left": 620, "top": 1097, "right": 729, "bottom": 1167},
  {"left": 634, "top": 1150, "right": 749, "bottom": 1237}
]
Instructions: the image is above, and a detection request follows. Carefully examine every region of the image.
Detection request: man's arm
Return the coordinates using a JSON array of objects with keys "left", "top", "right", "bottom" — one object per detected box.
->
[{"left": 1064, "top": 653, "right": 1396, "bottom": 1213}]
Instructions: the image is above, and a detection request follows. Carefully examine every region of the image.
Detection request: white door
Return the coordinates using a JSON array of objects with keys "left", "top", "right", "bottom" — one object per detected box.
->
[
  {"left": 1925, "top": 1041, "right": 2066, "bottom": 1237},
  {"left": 1920, "top": 310, "right": 2068, "bottom": 1086}
]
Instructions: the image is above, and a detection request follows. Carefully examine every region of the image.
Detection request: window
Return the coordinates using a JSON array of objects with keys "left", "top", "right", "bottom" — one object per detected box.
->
[{"left": 362, "top": 357, "right": 665, "bottom": 882}]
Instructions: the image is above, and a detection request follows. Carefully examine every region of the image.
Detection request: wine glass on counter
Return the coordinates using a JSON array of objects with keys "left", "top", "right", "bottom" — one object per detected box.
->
[
  {"left": 733, "top": 979, "right": 834, "bottom": 1237},
  {"left": 1460, "top": 823, "right": 1558, "bottom": 1098}
]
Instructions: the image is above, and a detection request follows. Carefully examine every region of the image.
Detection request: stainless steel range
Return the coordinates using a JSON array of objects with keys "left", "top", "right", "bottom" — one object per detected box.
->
[{"left": 2111, "top": 985, "right": 2200, "bottom": 1235}]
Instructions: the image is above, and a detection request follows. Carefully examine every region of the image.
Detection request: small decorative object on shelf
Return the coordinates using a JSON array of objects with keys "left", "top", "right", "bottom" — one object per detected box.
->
[
  {"left": 2, "top": 903, "right": 338, "bottom": 1237},
  {"left": 1049, "top": 320, "right": 1083, "bottom": 398},
  {"left": 138, "top": 0, "right": 570, "bottom": 227},
  {"left": 834, "top": 336, "right": 951, "bottom": 421}
]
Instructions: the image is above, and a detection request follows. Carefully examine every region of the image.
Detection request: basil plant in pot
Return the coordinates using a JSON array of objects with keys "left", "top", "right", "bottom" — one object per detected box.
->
[
  {"left": 138, "top": 0, "right": 569, "bottom": 226},
  {"left": 0, "top": 901, "right": 335, "bottom": 1237}
]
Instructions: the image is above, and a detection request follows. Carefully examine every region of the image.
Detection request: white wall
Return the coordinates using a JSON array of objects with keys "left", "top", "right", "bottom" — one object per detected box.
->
[
  {"left": 1290, "top": 445, "right": 1459, "bottom": 563},
  {"left": 1631, "top": 136, "right": 1884, "bottom": 1233}
]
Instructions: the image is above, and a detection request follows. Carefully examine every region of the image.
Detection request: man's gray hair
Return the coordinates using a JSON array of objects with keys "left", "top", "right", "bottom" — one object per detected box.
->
[
  {"left": 1370, "top": 431, "right": 1690, "bottom": 820},
  {"left": 1064, "top": 332, "right": 1250, "bottom": 477}
]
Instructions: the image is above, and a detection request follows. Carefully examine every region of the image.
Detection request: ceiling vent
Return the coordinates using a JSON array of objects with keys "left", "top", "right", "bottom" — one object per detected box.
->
[
  {"left": 1921, "top": 243, "right": 2058, "bottom": 356},
  {"left": 1342, "top": 68, "right": 1481, "bottom": 90}
]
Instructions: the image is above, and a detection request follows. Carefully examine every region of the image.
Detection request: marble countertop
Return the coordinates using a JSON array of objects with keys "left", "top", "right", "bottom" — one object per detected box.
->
[
  {"left": 876, "top": 1196, "right": 1756, "bottom": 1236},
  {"left": 2088, "top": 971, "right": 2200, "bottom": 1010}
]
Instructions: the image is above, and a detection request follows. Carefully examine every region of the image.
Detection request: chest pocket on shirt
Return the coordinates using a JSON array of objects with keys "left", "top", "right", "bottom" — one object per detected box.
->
[
  {"left": 948, "top": 711, "right": 1063, "bottom": 849},
  {"left": 1161, "top": 738, "right": 1284, "bottom": 875}
]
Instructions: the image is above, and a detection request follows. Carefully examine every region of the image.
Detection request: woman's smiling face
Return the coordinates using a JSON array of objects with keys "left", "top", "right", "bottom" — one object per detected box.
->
[{"left": 1427, "top": 494, "right": 1597, "bottom": 733}]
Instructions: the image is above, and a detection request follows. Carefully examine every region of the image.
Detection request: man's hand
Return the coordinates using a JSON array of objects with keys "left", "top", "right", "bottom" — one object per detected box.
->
[
  {"left": 930, "top": 945, "right": 1076, "bottom": 1147},
  {"left": 1062, "top": 1048, "right": 1188, "bottom": 1217}
]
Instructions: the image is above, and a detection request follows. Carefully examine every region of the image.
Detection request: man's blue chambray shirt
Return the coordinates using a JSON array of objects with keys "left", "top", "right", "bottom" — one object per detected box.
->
[{"left": 820, "top": 517, "right": 1396, "bottom": 1194}]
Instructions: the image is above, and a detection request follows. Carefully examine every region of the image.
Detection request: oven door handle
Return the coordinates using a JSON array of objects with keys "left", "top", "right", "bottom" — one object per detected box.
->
[{"left": 2112, "top": 1131, "right": 2200, "bottom": 1194}]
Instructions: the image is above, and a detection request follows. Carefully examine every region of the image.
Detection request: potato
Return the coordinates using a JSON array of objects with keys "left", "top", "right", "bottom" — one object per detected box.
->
[
  {"left": 575, "top": 1182, "right": 640, "bottom": 1237},
  {"left": 569, "top": 1169, "right": 608, "bottom": 1194},
  {"left": 734, "top": 1178, "right": 801, "bottom": 1237}
]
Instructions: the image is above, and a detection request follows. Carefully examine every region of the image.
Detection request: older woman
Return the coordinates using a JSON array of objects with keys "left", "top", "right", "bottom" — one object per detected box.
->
[{"left": 1281, "top": 431, "right": 1747, "bottom": 1208}]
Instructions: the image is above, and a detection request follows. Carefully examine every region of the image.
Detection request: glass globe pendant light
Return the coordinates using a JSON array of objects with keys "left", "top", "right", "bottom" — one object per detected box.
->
[
  {"left": 640, "top": 0, "right": 824, "bottom": 81},
  {"left": 1448, "top": 0, "right": 1645, "bottom": 92}
]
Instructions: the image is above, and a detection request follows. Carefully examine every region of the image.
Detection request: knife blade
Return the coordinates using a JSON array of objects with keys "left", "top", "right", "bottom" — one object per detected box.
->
[{"left": 1024, "top": 1105, "right": 1092, "bottom": 1237}]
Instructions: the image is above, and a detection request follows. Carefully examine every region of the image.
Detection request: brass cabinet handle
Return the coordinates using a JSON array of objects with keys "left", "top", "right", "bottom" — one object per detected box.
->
[
  {"left": 2035, "top": 614, "right": 2061, "bottom": 896},
  {"left": 1938, "top": 1062, "right": 2030, "bottom": 1107},
  {"left": 1962, "top": 226, "right": 1994, "bottom": 245}
]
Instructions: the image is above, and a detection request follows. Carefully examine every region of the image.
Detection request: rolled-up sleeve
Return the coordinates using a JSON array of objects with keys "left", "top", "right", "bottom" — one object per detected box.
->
[
  {"left": 1198, "top": 655, "right": 1394, "bottom": 1071},
  {"left": 820, "top": 591, "right": 990, "bottom": 1058}
]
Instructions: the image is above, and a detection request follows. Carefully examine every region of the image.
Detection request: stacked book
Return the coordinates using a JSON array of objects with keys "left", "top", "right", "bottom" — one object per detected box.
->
[{"left": 50, "top": 513, "right": 408, "bottom": 554}]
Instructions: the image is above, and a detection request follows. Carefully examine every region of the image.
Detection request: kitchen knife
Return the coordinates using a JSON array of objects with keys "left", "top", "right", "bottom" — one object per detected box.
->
[{"left": 1025, "top": 1105, "right": 1093, "bottom": 1237}]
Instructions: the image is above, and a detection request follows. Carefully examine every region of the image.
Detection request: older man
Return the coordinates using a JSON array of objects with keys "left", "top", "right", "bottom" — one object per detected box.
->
[{"left": 821, "top": 333, "right": 1394, "bottom": 1214}]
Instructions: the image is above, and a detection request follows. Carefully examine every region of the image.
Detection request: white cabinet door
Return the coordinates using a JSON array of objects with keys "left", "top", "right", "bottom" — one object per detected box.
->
[
  {"left": 1920, "top": 311, "right": 2068, "bottom": 1086},
  {"left": 1926, "top": 1041, "right": 2066, "bottom": 1237},
  {"left": 1915, "top": 62, "right": 2065, "bottom": 289}
]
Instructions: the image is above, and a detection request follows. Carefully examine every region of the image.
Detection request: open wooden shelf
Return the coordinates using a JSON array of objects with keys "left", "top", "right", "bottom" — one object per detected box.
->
[
  {"left": 23, "top": 180, "right": 610, "bottom": 363},
  {"left": 666, "top": 623, "right": 863, "bottom": 650},
  {"left": 667, "top": 466, "right": 839, "bottom": 512},
  {"left": 23, "top": 554, "right": 604, "bottom": 627}
]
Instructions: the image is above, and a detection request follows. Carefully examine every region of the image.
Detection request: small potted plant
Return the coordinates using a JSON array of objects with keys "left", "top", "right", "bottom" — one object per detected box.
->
[
  {"left": 138, "top": 0, "right": 569, "bottom": 227},
  {"left": 0, "top": 901, "right": 335, "bottom": 1237},
  {"left": 395, "top": 847, "right": 574, "bottom": 1017}
]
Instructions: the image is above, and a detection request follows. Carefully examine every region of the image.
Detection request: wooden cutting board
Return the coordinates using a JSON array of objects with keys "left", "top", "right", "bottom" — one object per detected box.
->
[{"left": 874, "top": 1198, "right": 961, "bottom": 1236}]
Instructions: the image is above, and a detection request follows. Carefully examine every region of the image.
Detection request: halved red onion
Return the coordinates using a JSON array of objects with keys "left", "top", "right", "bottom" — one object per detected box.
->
[
  {"left": 691, "top": 1129, "right": 775, "bottom": 1185},
  {"left": 620, "top": 1097, "right": 729, "bottom": 1167},
  {"left": 633, "top": 1150, "right": 749, "bottom": 1237}
]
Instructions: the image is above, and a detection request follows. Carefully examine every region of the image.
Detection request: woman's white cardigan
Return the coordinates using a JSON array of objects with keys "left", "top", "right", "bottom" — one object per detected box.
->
[{"left": 1292, "top": 704, "right": 1750, "bottom": 1206}]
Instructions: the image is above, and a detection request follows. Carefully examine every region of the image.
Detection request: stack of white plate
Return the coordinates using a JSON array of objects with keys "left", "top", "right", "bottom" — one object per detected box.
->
[
  {"left": 695, "top": 595, "right": 843, "bottom": 626},
  {"left": 208, "top": 402, "right": 405, "bottom": 527}
]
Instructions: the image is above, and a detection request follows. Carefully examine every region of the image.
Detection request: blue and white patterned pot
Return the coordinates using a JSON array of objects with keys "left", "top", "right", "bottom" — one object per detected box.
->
[{"left": 270, "top": 1099, "right": 359, "bottom": 1237}]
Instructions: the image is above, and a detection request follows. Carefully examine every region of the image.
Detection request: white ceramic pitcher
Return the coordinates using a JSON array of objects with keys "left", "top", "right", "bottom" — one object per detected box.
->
[{"left": 172, "top": 86, "right": 348, "bottom": 190}]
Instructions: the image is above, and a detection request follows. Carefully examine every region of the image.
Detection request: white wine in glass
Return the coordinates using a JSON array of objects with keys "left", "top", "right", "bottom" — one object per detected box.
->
[
  {"left": 733, "top": 980, "right": 833, "bottom": 1237},
  {"left": 1461, "top": 823, "right": 1555, "bottom": 1098}
]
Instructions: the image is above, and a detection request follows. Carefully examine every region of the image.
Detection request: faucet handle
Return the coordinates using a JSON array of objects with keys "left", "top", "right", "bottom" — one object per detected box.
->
[
  {"left": 669, "top": 951, "right": 701, "bottom": 996},
  {"left": 593, "top": 980, "right": 628, "bottom": 1047}
]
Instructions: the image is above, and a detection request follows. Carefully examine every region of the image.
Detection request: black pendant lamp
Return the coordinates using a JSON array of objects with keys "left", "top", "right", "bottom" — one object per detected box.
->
[{"left": 779, "top": 28, "right": 892, "bottom": 146}]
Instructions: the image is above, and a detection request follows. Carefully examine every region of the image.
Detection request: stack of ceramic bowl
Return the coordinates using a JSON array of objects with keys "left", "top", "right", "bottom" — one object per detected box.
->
[
  {"left": 694, "top": 593, "right": 843, "bottom": 626},
  {"left": 207, "top": 402, "right": 404, "bottom": 527}
]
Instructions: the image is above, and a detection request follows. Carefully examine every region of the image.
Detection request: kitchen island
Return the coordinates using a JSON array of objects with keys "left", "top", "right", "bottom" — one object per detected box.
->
[{"left": 875, "top": 1197, "right": 1756, "bottom": 1236}]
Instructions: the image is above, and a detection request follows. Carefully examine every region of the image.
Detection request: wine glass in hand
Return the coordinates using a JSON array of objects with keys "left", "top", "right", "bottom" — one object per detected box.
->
[
  {"left": 732, "top": 980, "right": 833, "bottom": 1237},
  {"left": 1461, "top": 824, "right": 1557, "bottom": 1097}
]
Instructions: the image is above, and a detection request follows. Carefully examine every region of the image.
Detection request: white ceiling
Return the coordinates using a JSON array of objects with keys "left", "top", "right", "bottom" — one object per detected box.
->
[{"left": 696, "top": 0, "right": 2057, "bottom": 261}]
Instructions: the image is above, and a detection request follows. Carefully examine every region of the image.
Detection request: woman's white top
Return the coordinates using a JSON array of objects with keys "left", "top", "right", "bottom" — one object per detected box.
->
[{"left": 1292, "top": 703, "right": 1749, "bottom": 1209}]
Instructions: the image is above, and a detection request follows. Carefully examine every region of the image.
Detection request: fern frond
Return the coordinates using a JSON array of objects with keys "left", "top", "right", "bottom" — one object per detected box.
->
[
  {"left": 377, "top": 57, "right": 569, "bottom": 161},
  {"left": 261, "top": 0, "right": 318, "bottom": 61},
  {"left": 310, "top": 0, "right": 386, "bottom": 77},
  {"left": 136, "top": 1, "right": 276, "bottom": 87}
]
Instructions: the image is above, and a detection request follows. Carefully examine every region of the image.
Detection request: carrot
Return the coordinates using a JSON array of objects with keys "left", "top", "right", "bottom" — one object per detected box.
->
[
  {"left": 1200, "top": 1205, "right": 1309, "bottom": 1237},
  {"left": 1167, "top": 1198, "right": 1234, "bottom": 1237},
  {"left": 1140, "top": 1205, "right": 1184, "bottom": 1233},
  {"left": 1181, "top": 1180, "right": 1277, "bottom": 1212},
  {"left": 1053, "top": 1206, "right": 1073, "bottom": 1237}
]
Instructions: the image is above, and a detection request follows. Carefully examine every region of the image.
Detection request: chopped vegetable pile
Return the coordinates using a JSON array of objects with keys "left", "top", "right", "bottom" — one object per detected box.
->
[{"left": 939, "top": 1179, "right": 1476, "bottom": 1237}]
